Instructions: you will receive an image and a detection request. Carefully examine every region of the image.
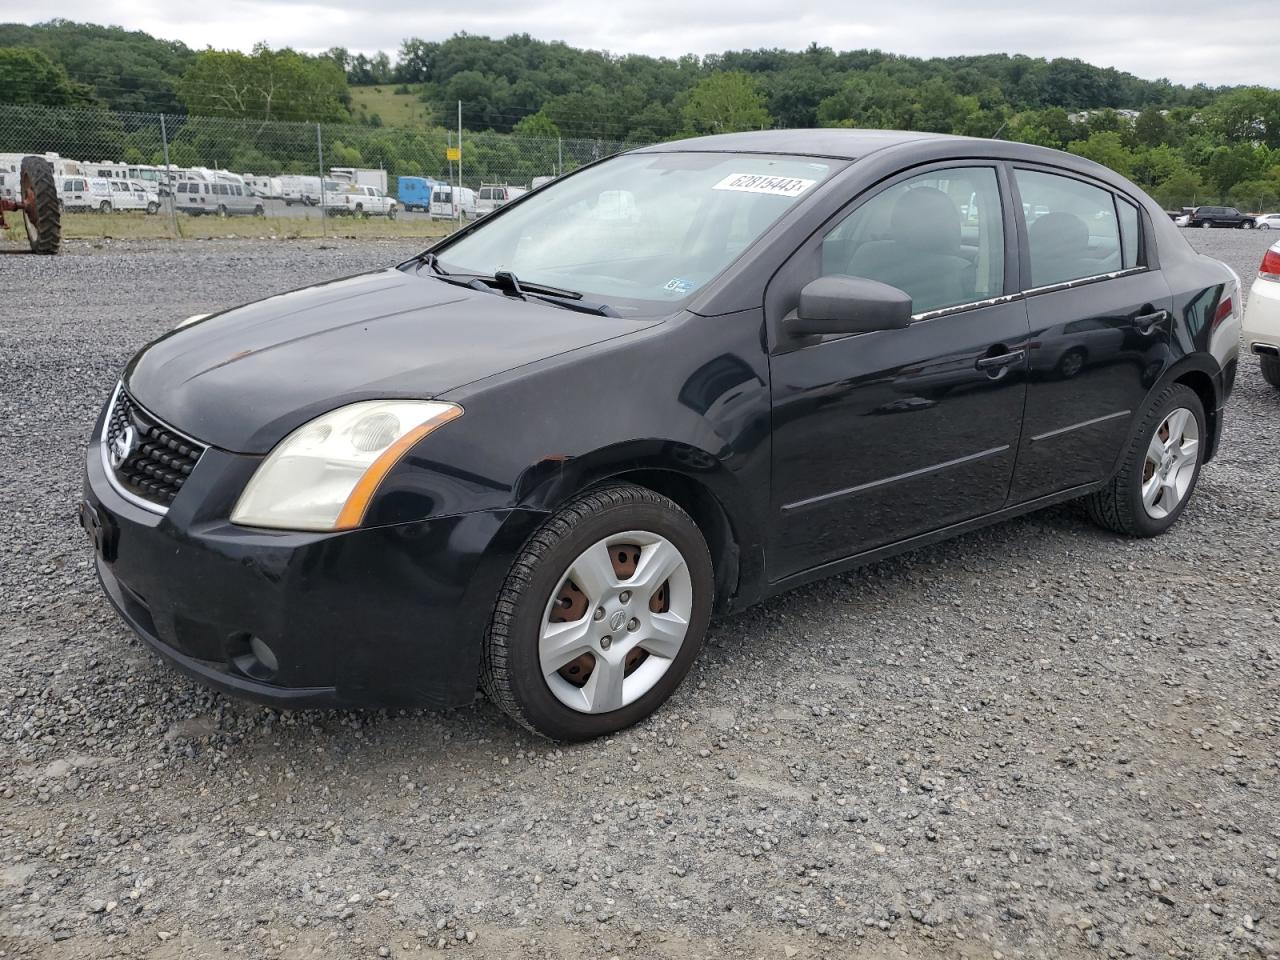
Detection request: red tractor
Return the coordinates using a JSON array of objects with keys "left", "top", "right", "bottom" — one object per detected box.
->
[{"left": 1, "top": 156, "right": 61, "bottom": 254}]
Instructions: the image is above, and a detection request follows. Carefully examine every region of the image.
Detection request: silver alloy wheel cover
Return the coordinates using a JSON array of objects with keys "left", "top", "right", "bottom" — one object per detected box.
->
[
  {"left": 539, "top": 530, "right": 693, "bottom": 714},
  {"left": 1142, "top": 407, "right": 1199, "bottom": 520}
]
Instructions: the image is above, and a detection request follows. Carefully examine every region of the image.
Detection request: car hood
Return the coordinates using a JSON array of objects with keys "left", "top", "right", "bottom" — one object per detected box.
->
[{"left": 125, "top": 267, "right": 651, "bottom": 453}]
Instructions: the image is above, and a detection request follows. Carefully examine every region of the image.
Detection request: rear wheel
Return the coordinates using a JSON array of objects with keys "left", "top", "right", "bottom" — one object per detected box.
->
[
  {"left": 216, "top": 204, "right": 227, "bottom": 218},
  {"left": 20, "top": 156, "right": 61, "bottom": 254},
  {"left": 1084, "top": 384, "right": 1205, "bottom": 537},
  {"left": 253, "top": 204, "right": 265, "bottom": 217},
  {"left": 99, "top": 200, "right": 112, "bottom": 214},
  {"left": 481, "top": 483, "right": 713, "bottom": 740},
  {"left": 1261, "top": 357, "right": 1280, "bottom": 390},
  {"left": 1200, "top": 221, "right": 1212, "bottom": 229},
  {"left": 146, "top": 201, "right": 159, "bottom": 215}
]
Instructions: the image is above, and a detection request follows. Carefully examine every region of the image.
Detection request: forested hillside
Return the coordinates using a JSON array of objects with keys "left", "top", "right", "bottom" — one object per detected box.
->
[{"left": 2, "top": 20, "right": 1279, "bottom": 207}]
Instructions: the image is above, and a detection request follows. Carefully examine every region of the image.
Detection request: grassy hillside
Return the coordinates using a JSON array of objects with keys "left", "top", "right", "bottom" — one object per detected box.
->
[{"left": 348, "top": 85, "right": 437, "bottom": 128}]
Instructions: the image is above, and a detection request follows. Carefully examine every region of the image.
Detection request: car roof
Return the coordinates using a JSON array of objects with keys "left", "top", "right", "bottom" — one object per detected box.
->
[{"left": 634, "top": 128, "right": 946, "bottom": 160}]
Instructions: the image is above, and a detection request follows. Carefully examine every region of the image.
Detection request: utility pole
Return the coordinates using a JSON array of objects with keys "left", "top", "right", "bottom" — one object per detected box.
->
[{"left": 457, "top": 100, "right": 463, "bottom": 224}]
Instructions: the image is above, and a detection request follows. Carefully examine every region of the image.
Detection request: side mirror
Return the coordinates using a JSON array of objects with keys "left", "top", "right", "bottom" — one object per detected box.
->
[{"left": 786, "top": 275, "right": 914, "bottom": 337}]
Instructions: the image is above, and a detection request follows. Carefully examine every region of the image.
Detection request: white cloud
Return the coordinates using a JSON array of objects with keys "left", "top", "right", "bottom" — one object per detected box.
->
[{"left": 15, "top": 1, "right": 1280, "bottom": 87}]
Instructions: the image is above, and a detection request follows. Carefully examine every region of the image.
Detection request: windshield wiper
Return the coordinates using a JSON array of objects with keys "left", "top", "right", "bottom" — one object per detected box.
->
[
  {"left": 414, "top": 251, "right": 450, "bottom": 275},
  {"left": 473, "top": 270, "right": 620, "bottom": 317}
]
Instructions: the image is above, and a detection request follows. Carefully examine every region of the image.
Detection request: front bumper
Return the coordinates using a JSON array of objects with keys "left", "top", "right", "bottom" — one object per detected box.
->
[{"left": 83, "top": 431, "right": 544, "bottom": 709}]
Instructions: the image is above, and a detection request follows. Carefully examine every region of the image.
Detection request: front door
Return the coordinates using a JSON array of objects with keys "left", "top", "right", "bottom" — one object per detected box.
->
[
  {"left": 1006, "top": 167, "right": 1174, "bottom": 501},
  {"left": 768, "top": 163, "right": 1030, "bottom": 580}
]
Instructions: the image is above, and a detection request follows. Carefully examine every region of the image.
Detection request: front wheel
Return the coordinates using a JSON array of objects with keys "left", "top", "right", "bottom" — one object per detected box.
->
[
  {"left": 1242, "top": 221, "right": 1254, "bottom": 229},
  {"left": 1261, "top": 357, "right": 1280, "bottom": 390},
  {"left": 253, "top": 204, "right": 264, "bottom": 218},
  {"left": 146, "top": 201, "right": 159, "bottom": 215},
  {"left": 481, "top": 483, "right": 714, "bottom": 740},
  {"left": 1084, "top": 384, "right": 1205, "bottom": 537},
  {"left": 388, "top": 205, "right": 397, "bottom": 220}
]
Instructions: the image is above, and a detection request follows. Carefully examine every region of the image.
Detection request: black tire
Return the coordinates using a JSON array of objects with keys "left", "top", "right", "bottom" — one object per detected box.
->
[
  {"left": 1084, "top": 383, "right": 1205, "bottom": 538},
  {"left": 388, "top": 205, "right": 397, "bottom": 220},
  {"left": 253, "top": 204, "right": 264, "bottom": 218},
  {"left": 146, "top": 201, "right": 159, "bottom": 215},
  {"left": 1261, "top": 357, "right": 1280, "bottom": 390},
  {"left": 99, "top": 200, "right": 112, "bottom": 214},
  {"left": 481, "top": 483, "right": 714, "bottom": 740},
  {"left": 216, "top": 204, "right": 227, "bottom": 218},
  {"left": 19, "top": 156, "right": 61, "bottom": 255}
]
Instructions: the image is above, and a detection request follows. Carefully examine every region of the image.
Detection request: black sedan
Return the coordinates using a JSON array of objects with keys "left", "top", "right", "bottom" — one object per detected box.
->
[{"left": 82, "top": 130, "right": 1241, "bottom": 739}]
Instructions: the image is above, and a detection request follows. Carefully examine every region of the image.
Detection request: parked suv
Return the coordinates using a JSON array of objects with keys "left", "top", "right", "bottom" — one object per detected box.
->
[
  {"left": 1186, "top": 205, "right": 1255, "bottom": 229},
  {"left": 81, "top": 130, "right": 1241, "bottom": 740}
]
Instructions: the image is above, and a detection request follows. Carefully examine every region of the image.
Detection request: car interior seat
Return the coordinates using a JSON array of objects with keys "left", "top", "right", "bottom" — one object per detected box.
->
[
  {"left": 1028, "top": 211, "right": 1095, "bottom": 286},
  {"left": 845, "top": 186, "right": 973, "bottom": 313}
]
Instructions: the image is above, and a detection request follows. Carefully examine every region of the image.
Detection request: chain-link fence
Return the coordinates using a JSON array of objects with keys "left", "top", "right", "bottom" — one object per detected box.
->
[{"left": 0, "top": 103, "right": 645, "bottom": 240}]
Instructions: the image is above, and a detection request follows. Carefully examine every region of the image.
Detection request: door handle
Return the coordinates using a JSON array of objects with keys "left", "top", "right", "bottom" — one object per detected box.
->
[
  {"left": 1133, "top": 309, "right": 1169, "bottom": 331},
  {"left": 975, "top": 349, "right": 1026, "bottom": 370}
]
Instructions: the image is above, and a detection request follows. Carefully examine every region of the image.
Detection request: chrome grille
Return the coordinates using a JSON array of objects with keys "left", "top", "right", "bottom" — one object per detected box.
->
[{"left": 103, "top": 387, "right": 205, "bottom": 509}]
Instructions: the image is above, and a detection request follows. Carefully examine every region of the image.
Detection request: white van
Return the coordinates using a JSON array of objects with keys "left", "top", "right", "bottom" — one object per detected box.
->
[
  {"left": 174, "top": 179, "right": 264, "bottom": 217},
  {"left": 60, "top": 177, "right": 116, "bottom": 212},
  {"left": 279, "top": 175, "right": 322, "bottom": 206},
  {"left": 429, "top": 184, "right": 476, "bottom": 220},
  {"left": 476, "top": 184, "right": 527, "bottom": 217}
]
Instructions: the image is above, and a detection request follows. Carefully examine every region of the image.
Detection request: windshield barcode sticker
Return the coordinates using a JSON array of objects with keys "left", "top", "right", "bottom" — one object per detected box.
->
[{"left": 713, "top": 174, "right": 816, "bottom": 197}]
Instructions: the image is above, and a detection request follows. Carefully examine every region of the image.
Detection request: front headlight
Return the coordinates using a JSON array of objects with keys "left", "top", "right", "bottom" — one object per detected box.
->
[{"left": 231, "top": 400, "right": 462, "bottom": 531}]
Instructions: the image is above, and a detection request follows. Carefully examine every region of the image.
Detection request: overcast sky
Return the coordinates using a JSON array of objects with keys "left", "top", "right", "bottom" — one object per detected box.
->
[{"left": 14, "top": 1, "right": 1279, "bottom": 88}]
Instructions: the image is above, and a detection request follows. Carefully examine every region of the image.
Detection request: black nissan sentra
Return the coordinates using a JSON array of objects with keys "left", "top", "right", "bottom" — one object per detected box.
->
[{"left": 82, "top": 130, "right": 1241, "bottom": 739}]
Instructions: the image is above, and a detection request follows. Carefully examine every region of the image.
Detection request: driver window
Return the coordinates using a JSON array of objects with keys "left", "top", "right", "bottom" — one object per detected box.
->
[{"left": 819, "top": 166, "right": 1005, "bottom": 314}]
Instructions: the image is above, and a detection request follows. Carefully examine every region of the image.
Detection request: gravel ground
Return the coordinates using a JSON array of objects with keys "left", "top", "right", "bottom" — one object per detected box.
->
[{"left": 1, "top": 230, "right": 1277, "bottom": 960}]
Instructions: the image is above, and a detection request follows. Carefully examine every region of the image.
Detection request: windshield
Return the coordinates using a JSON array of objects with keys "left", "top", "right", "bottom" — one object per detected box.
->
[{"left": 434, "top": 152, "right": 835, "bottom": 315}]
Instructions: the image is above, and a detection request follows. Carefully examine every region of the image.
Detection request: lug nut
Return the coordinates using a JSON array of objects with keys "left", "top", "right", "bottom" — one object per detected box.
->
[
  {"left": 600, "top": 635, "right": 613, "bottom": 650},
  {"left": 627, "top": 618, "right": 639, "bottom": 631},
  {"left": 619, "top": 591, "right": 631, "bottom": 604},
  {"left": 593, "top": 607, "right": 605, "bottom": 621}
]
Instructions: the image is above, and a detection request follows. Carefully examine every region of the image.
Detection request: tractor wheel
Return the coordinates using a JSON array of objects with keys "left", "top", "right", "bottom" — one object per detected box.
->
[{"left": 20, "top": 156, "right": 61, "bottom": 255}]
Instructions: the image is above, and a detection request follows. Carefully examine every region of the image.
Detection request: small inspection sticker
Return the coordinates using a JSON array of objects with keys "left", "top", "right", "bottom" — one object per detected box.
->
[{"left": 712, "top": 173, "right": 816, "bottom": 197}]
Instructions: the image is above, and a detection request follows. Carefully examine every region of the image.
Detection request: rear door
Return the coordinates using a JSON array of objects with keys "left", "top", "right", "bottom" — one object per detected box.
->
[{"left": 1007, "top": 166, "right": 1172, "bottom": 501}]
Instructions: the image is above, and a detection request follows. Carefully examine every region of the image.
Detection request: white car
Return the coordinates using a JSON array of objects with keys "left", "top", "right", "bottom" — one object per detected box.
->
[
  {"left": 1253, "top": 213, "right": 1280, "bottom": 230},
  {"left": 1242, "top": 239, "right": 1280, "bottom": 389}
]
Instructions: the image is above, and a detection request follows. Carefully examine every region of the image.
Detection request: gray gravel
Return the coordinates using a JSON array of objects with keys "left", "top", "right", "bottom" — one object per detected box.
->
[{"left": 1, "top": 230, "right": 1278, "bottom": 960}]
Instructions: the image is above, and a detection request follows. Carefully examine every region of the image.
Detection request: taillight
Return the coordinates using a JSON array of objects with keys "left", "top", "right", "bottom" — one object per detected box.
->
[
  {"left": 1260, "top": 246, "right": 1280, "bottom": 282},
  {"left": 1213, "top": 296, "right": 1233, "bottom": 329}
]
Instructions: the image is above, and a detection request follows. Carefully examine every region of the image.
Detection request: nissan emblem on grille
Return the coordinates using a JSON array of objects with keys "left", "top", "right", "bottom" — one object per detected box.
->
[{"left": 103, "top": 388, "right": 207, "bottom": 509}]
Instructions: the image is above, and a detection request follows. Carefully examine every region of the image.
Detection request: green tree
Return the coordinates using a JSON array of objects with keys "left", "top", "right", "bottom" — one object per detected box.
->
[
  {"left": 1134, "top": 108, "right": 1169, "bottom": 147},
  {"left": 0, "top": 47, "right": 93, "bottom": 106},
  {"left": 1067, "top": 131, "right": 1135, "bottom": 178},
  {"left": 176, "top": 45, "right": 350, "bottom": 122},
  {"left": 681, "top": 72, "right": 770, "bottom": 135},
  {"left": 513, "top": 111, "right": 560, "bottom": 139},
  {"left": 1204, "top": 87, "right": 1280, "bottom": 149}
]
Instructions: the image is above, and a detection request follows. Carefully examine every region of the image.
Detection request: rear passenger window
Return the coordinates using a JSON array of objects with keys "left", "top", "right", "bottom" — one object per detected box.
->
[
  {"left": 820, "top": 166, "right": 1005, "bottom": 314},
  {"left": 1117, "top": 197, "right": 1141, "bottom": 268},
  {"left": 1015, "top": 170, "right": 1121, "bottom": 287},
  {"left": 234, "top": 186, "right": 243, "bottom": 196}
]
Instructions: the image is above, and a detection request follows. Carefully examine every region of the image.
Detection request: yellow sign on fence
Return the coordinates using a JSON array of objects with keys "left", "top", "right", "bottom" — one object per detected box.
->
[{"left": 446, "top": 147, "right": 461, "bottom": 162}]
